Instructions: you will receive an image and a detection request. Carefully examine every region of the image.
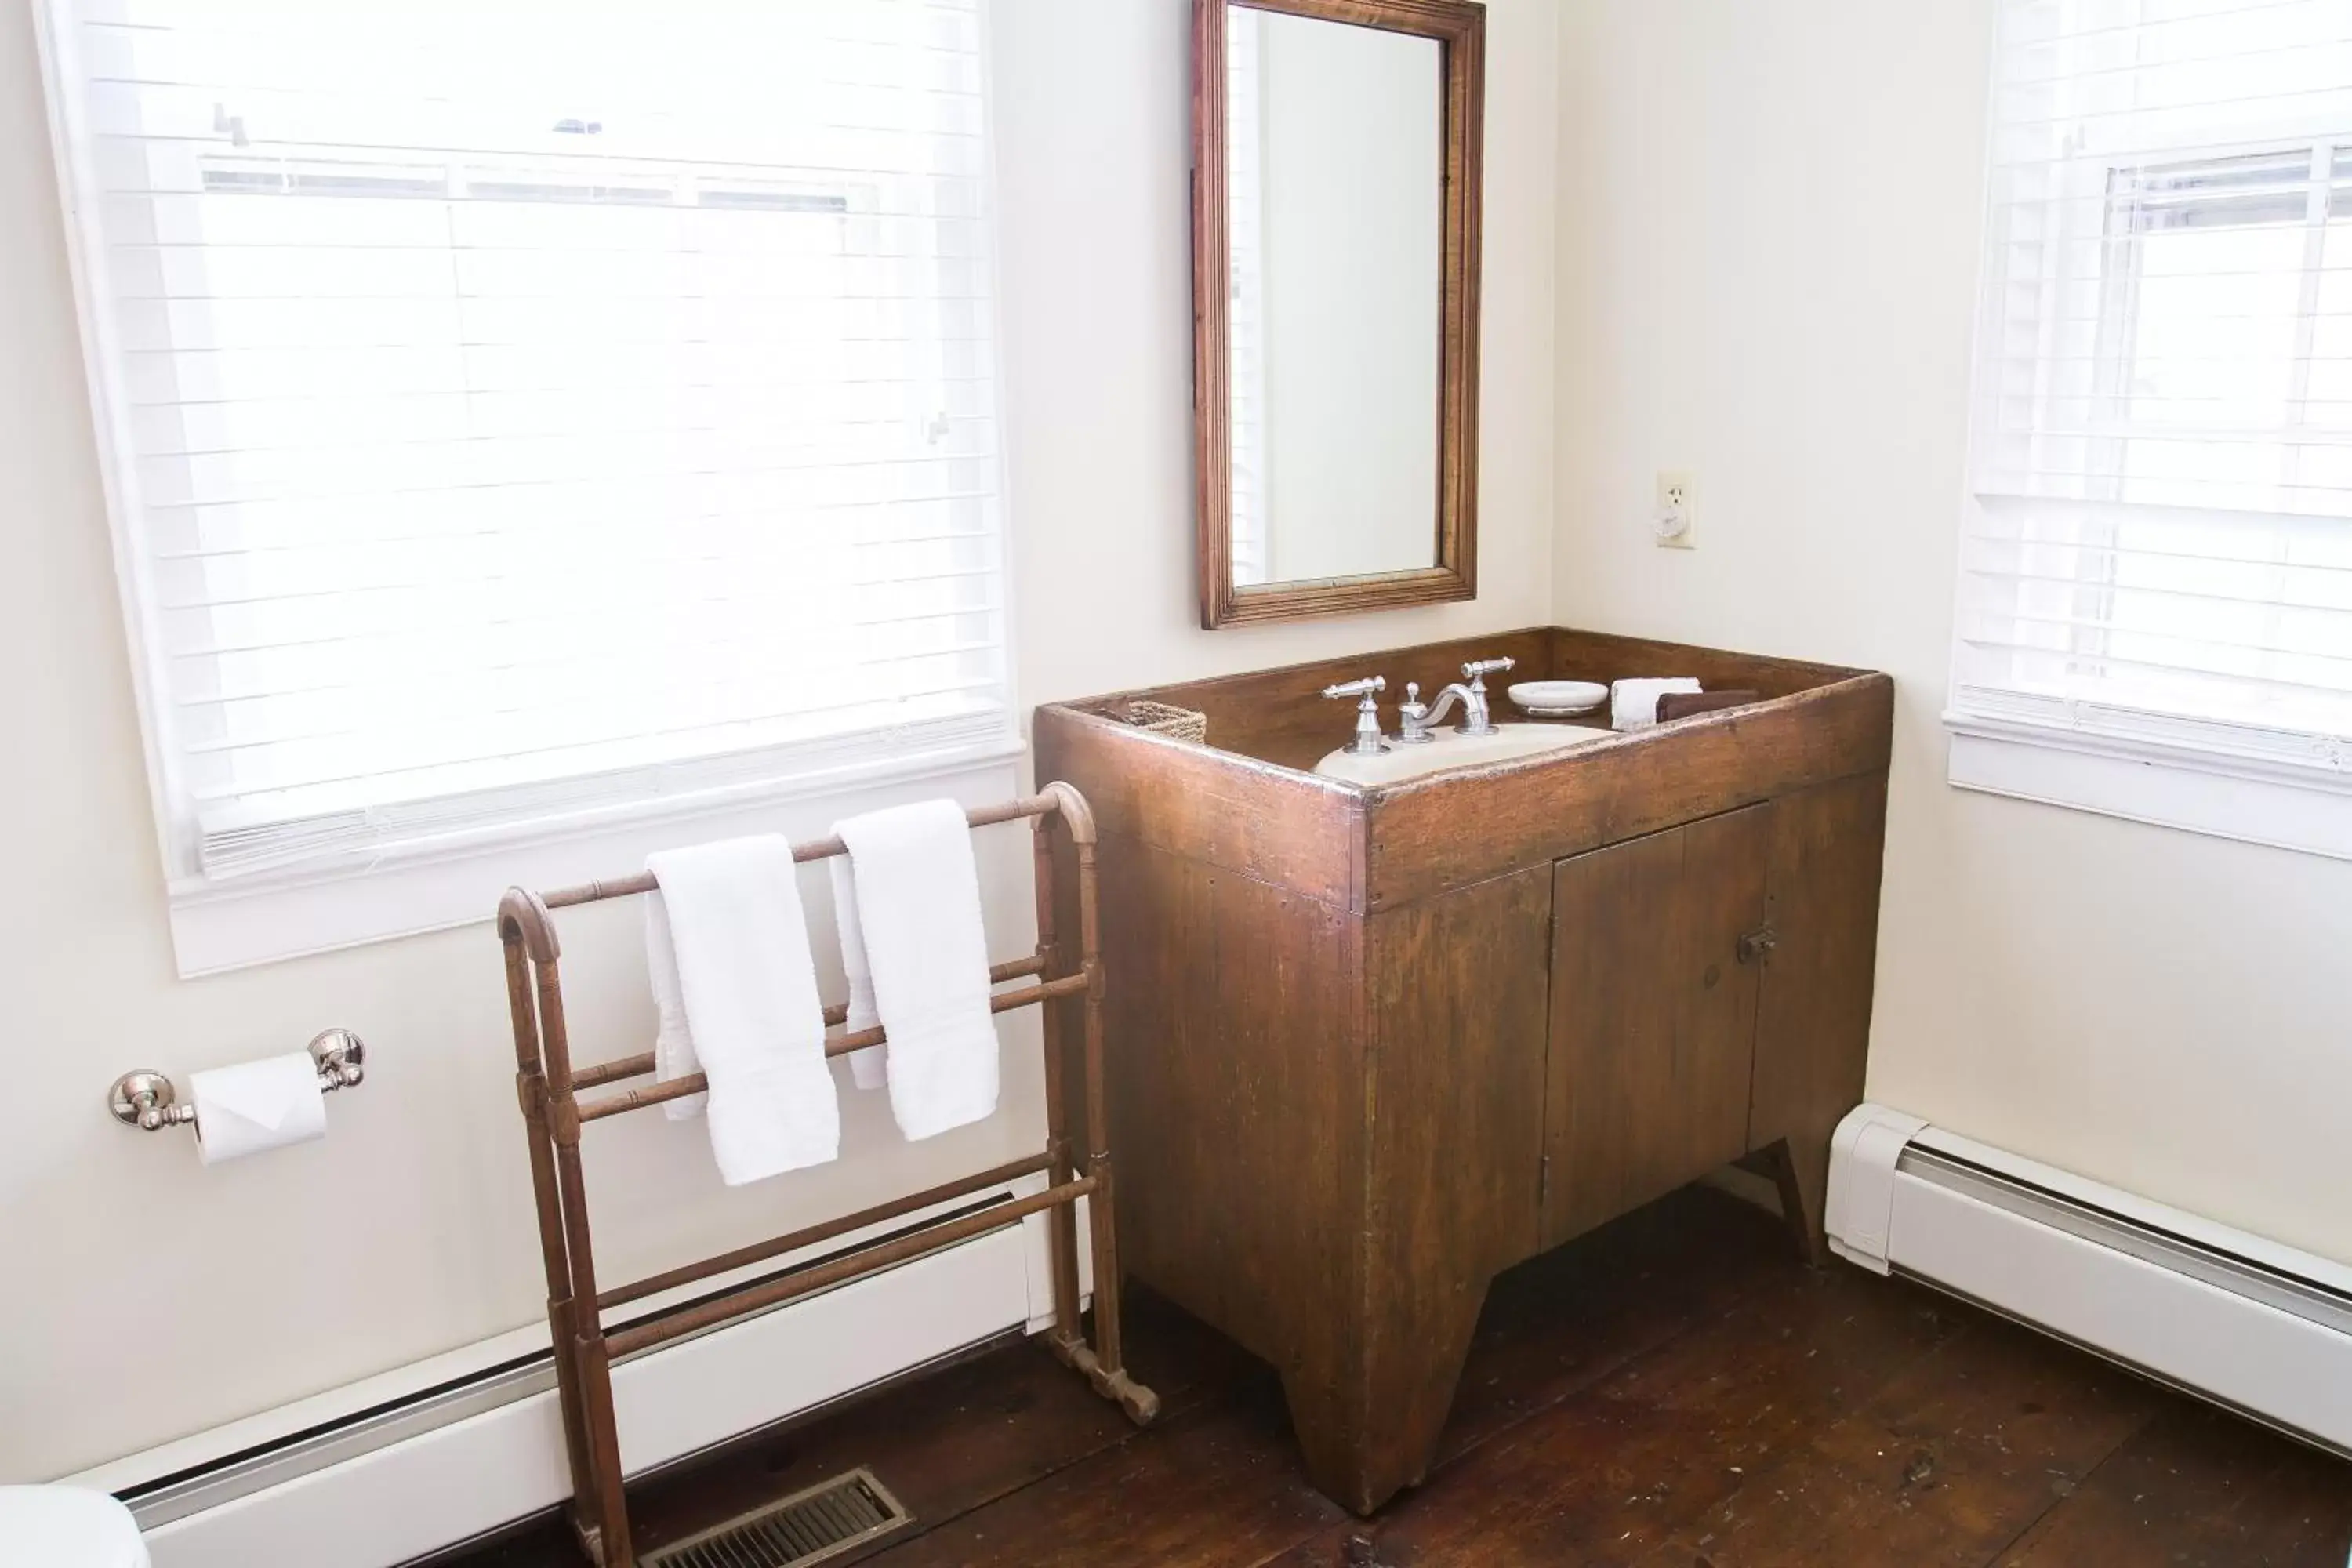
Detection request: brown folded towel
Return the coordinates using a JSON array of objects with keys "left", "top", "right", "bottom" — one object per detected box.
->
[{"left": 1654, "top": 689, "right": 1760, "bottom": 722}]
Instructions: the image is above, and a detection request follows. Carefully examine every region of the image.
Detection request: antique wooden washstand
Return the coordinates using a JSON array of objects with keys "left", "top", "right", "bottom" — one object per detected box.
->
[{"left": 1037, "top": 626, "right": 1895, "bottom": 1515}]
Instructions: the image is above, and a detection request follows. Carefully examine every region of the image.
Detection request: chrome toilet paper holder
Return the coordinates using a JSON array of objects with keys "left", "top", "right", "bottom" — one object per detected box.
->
[{"left": 108, "top": 1029, "right": 367, "bottom": 1132}]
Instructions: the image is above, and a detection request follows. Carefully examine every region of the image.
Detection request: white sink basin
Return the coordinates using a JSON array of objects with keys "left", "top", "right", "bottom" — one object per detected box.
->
[{"left": 1313, "top": 723, "right": 1614, "bottom": 786}]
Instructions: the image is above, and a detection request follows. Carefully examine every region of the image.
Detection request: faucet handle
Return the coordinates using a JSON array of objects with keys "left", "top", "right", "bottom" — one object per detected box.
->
[
  {"left": 1323, "top": 676, "right": 1388, "bottom": 757},
  {"left": 1461, "top": 656, "right": 1516, "bottom": 686},
  {"left": 1453, "top": 659, "right": 1513, "bottom": 739},
  {"left": 1394, "top": 681, "right": 1438, "bottom": 745}
]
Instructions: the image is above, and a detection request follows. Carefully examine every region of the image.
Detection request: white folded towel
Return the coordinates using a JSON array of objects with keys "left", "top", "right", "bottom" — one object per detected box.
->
[
  {"left": 645, "top": 893, "right": 707, "bottom": 1120},
  {"left": 829, "top": 855, "right": 887, "bottom": 1091},
  {"left": 647, "top": 836, "right": 837, "bottom": 1184},
  {"left": 831, "top": 800, "right": 999, "bottom": 1141},
  {"left": 1612, "top": 677, "right": 1702, "bottom": 731}
]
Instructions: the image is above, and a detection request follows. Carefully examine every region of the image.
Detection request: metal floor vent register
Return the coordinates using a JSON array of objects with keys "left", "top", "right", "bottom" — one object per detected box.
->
[{"left": 641, "top": 1468, "right": 911, "bottom": 1568}]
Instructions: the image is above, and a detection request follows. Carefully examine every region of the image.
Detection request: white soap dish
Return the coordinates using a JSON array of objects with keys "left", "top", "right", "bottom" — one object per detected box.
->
[{"left": 1507, "top": 680, "right": 1610, "bottom": 718}]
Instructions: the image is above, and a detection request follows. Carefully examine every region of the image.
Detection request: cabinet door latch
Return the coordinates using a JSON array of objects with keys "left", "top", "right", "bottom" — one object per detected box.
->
[{"left": 1737, "top": 924, "right": 1778, "bottom": 966}]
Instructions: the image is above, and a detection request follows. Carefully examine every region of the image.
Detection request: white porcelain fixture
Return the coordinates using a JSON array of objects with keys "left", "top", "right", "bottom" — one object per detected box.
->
[
  {"left": 1314, "top": 724, "right": 1613, "bottom": 786},
  {"left": 1505, "top": 680, "right": 1608, "bottom": 717},
  {"left": 0, "top": 1486, "right": 149, "bottom": 1567}
]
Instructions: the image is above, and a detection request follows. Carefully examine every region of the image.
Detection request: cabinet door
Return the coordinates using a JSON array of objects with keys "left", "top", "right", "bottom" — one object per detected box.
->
[
  {"left": 1748, "top": 774, "right": 1888, "bottom": 1260},
  {"left": 1542, "top": 804, "right": 1769, "bottom": 1249}
]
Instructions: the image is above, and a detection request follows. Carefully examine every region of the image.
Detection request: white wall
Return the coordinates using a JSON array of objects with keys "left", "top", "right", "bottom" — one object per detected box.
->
[
  {"left": 0, "top": 0, "right": 1559, "bottom": 1481},
  {"left": 1552, "top": 0, "right": 2352, "bottom": 1268}
]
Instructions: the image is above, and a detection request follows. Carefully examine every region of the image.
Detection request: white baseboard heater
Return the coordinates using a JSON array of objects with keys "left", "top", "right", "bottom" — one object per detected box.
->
[
  {"left": 1827, "top": 1103, "right": 2352, "bottom": 1457},
  {"left": 69, "top": 1185, "right": 1090, "bottom": 1568}
]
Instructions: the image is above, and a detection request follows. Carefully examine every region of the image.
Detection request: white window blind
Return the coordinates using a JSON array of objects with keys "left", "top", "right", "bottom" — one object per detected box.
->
[
  {"left": 43, "top": 0, "right": 1012, "bottom": 886},
  {"left": 1958, "top": 0, "right": 2352, "bottom": 772}
]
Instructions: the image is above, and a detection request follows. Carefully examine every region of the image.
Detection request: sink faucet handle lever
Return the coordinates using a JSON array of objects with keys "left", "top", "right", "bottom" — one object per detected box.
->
[
  {"left": 1321, "top": 676, "right": 1389, "bottom": 757},
  {"left": 1461, "top": 656, "right": 1516, "bottom": 685},
  {"left": 1448, "top": 657, "right": 1515, "bottom": 739}
]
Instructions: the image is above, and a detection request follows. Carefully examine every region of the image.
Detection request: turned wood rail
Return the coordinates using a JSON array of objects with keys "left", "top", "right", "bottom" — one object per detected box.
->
[{"left": 495, "top": 783, "right": 1157, "bottom": 1568}]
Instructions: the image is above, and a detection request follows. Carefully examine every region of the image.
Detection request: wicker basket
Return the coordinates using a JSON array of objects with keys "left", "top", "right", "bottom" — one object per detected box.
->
[{"left": 1120, "top": 700, "right": 1208, "bottom": 745}]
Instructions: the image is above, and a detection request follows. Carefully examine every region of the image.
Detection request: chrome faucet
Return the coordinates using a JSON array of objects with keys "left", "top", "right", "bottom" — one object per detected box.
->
[
  {"left": 1397, "top": 657, "right": 1515, "bottom": 743},
  {"left": 1320, "top": 675, "right": 1389, "bottom": 756}
]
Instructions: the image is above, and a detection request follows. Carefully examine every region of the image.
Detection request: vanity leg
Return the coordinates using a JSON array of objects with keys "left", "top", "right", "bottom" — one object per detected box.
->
[
  {"left": 1759, "top": 1136, "right": 1832, "bottom": 1267},
  {"left": 1358, "top": 1276, "right": 1489, "bottom": 1511},
  {"left": 1279, "top": 1358, "right": 1366, "bottom": 1514},
  {"left": 1279, "top": 1276, "right": 1490, "bottom": 1516}
]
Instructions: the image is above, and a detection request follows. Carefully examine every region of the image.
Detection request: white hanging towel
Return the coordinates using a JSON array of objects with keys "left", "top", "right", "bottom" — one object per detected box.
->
[
  {"left": 831, "top": 800, "right": 1000, "bottom": 1140},
  {"left": 829, "top": 856, "right": 889, "bottom": 1091},
  {"left": 646, "top": 836, "right": 838, "bottom": 1184},
  {"left": 644, "top": 893, "right": 707, "bottom": 1120}
]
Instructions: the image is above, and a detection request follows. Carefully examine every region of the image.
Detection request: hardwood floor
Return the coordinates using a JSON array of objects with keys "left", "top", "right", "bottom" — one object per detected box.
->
[{"left": 435, "top": 1187, "right": 2352, "bottom": 1568}]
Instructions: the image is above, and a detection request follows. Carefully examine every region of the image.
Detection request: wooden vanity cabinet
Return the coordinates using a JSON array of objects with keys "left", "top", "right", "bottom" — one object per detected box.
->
[{"left": 1034, "top": 626, "right": 1893, "bottom": 1517}]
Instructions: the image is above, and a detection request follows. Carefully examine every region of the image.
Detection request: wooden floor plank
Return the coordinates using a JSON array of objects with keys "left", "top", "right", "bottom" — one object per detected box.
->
[
  {"left": 1996, "top": 1399, "right": 2352, "bottom": 1568},
  {"left": 430, "top": 1189, "right": 2352, "bottom": 1568},
  {"left": 1434, "top": 1185, "right": 1801, "bottom": 1468},
  {"left": 1270, "top": 1251, "right": 1966, "bottom": 1566},
  {"left": 1639, "top": 1307, "right": 2162, "bottom": 1567},
  {"left": 867, "top": 1372, "right": 1347, "bottom": 1568}
]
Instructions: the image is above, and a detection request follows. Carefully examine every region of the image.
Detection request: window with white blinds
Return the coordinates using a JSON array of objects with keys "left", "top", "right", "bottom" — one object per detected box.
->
[
  {"left": 1957, "top": 0, "right": 2352, "bottom": 784},
  {"left": 42, "top": 0, "right": 1012, "bottom": 890}
]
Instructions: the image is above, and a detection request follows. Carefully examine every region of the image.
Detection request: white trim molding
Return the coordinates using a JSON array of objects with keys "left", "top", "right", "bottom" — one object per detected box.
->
[
  {"left": 1828, "top": 1103, "right": 2352, "bottom": 1461},
  {"left": 166, "top": 744, "right": 1025, "bottom": 976},
  {"left": 1945, "top": 707, "right": 2352, "bottom": 862},
  {"left": 79, "top": 1180, "right": 1091, "bottom": 1568}
]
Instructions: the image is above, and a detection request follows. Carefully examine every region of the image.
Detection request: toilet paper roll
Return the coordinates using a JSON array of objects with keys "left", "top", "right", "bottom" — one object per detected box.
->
[{"left": 191, "top": 1052, "right": 328, "bottom": 1165}]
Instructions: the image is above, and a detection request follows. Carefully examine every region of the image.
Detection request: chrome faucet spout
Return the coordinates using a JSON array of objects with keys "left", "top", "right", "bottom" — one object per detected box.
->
[
  {"left": 1398, "top": 656, "right": 1514, "bottom": 743},
  {"left": 1424, "top": 682, "right": 1475, "bottom": 728}
]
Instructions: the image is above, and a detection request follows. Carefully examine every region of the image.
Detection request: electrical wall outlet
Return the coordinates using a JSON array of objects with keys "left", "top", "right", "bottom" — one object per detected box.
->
[{"left": 1654, "top": 471, "right": 1696, "bottom": 550}]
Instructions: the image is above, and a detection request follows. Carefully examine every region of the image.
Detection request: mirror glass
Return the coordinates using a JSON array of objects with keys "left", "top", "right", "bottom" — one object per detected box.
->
[{"left": 1224, "top": 7, "right": 1444, "bottom": 590}]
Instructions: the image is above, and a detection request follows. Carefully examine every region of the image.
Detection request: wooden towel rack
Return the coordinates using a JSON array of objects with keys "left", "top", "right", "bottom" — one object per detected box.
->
[{"left": 495, "top": 783, "right": 1157, "bottom": 1568}]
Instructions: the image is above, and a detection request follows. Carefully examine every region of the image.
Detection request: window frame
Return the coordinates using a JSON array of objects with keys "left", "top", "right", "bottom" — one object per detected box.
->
[
  {"left": 1948, "top": 122, "right": 2352, "bottom": 858},
  {"left": 32, "top": 0, "right": 1028, "bottom": 973}
]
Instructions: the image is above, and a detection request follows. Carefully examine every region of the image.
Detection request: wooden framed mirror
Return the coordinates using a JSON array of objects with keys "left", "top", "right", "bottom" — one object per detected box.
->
[{"left": 1192, "top": 0, "right": 1485, "bottom": 630}]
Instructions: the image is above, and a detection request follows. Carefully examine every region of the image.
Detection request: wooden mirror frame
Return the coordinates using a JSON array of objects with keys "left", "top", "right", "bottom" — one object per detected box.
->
[{"left": 1192, "top": 0, "right": 1486, "bottom": 630}]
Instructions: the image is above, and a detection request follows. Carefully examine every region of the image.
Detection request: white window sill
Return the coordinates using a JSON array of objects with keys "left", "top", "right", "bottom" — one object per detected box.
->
[
  {"left": 1944, "top": 710, "right": 2352, "bottom": 862},
  {"left": 165, "top": 738, "right": 1029, "bottom": 977}
]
